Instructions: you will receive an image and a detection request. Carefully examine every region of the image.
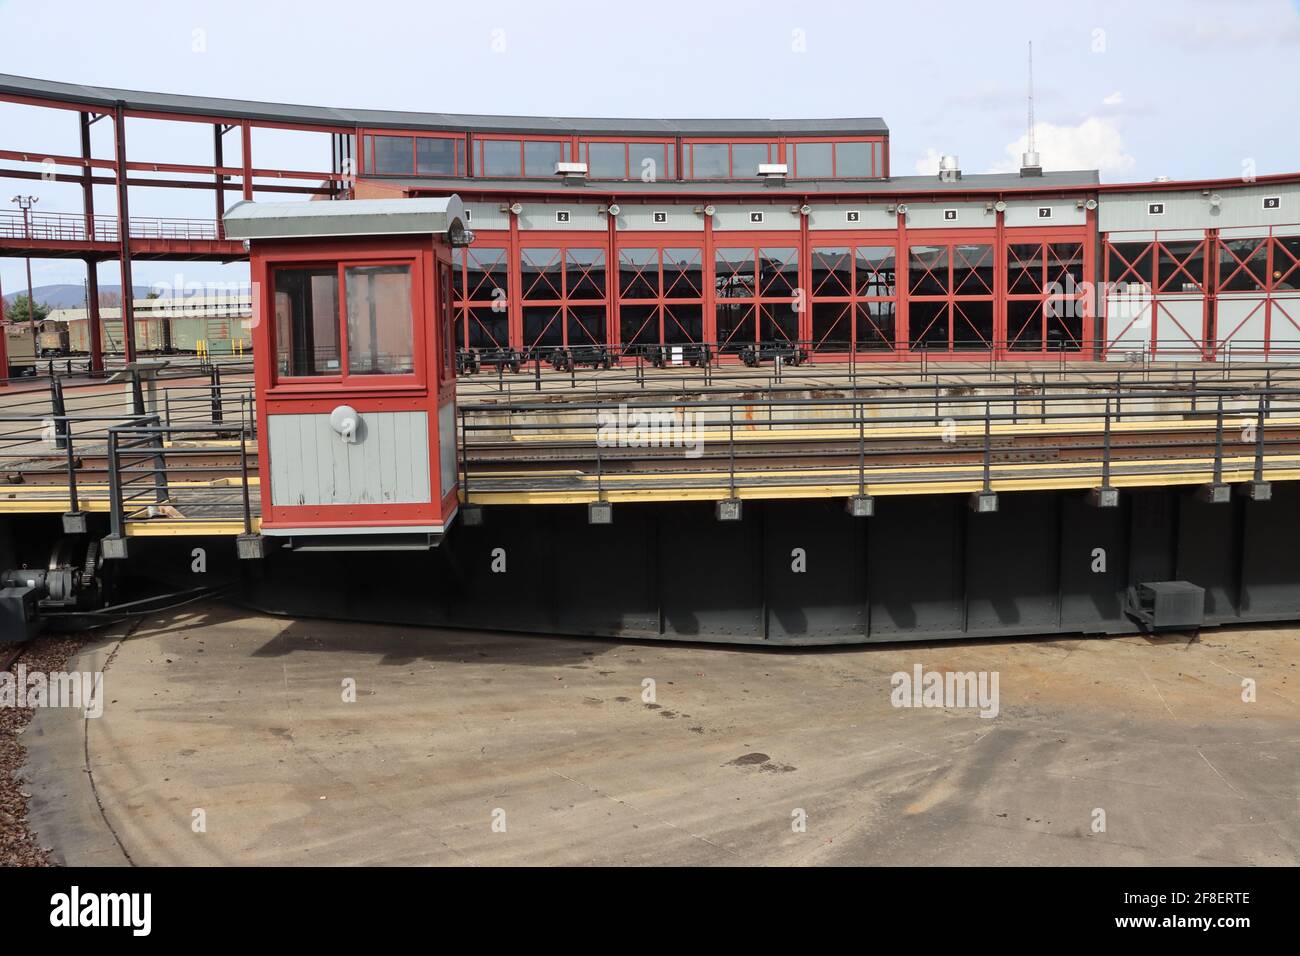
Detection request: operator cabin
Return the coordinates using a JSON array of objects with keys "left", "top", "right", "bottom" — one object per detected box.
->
[{"left": 223, "top": 196, "right": 471, "bottom": 550}]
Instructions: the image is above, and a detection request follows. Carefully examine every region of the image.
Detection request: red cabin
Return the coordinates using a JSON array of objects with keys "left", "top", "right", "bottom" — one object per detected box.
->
[{"left": 224, "top": 197, "right": 470, "bottom": 547}]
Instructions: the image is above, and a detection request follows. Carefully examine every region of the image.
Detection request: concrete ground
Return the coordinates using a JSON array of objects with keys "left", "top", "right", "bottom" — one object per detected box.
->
[{"left": 21, "top": 602, "right": 1299, "bottom": 866}]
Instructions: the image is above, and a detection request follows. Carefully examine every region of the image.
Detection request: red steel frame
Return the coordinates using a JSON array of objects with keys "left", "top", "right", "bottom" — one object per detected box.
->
[
  {"left": 807, "top": 231, "right": 899, "bottom": 359},
  {"left": 712, "top": 236, "right": 803, "bottom": 351},
  {"left": 453, "top": 241, "right": 512, "bottom": 350},
  {"left": 1104, "top": 231, "right": 1211, "bottom": 360},
  {"left": 516, "top": 233, "right": 611, "bottom": 350},
  {"left": 903, "top": 229, "right": 999, "bottom": 355},
  {"left": 787, "top": 137, "right": 886, "bottom": 179},
  {"left": 451, "top": 219, "right": 1106, "bottom": 362},
  {"left": 681, "top": 140, "right": 779, "bottom": 180},
  {"left": 358, "top": 129, "right": 467, "bottom": 178},
  {"left": 1002, "top": 226, "right": 1093, "bottom": 357},
  {"left": 472, "top": 134, "right": 573, "bottom": 179},
  {"left": 1213, "top": 228, "right": 1300, "bottom": 359},
  {"left": 249, "top": 235, "right": 458, "bottom": 532},
  {"left": 576, "top": 137, "right": 677, "bottom": 182},
  {"left": 614, "top": 235, "right": 708, "bottom": 351}
]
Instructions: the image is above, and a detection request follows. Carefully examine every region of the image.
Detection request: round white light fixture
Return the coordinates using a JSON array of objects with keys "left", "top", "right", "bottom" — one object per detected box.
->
[
  {"left": 993, "top": 200, "right": 1008, "bottom": 213},
  {"left": 799, "top": 204, "right": 812, "bottom": 216},
  {"left": 607, "top": 203, "right": 621, "bottom": 217},
  {"left": 702, "top": 204, "right": 716, "bottom": 217},
  {"left": 895, "top": 203, "right": 909, "bottom": 215},
  {"left": 329, "top": 405, "right": 359, "bottom": 442},
  {"left": 509, "top": 202, "right": 523, "bottom": 216},
  {"left": 1085, "top": 198, "right": 1099, "bottom": 210}
]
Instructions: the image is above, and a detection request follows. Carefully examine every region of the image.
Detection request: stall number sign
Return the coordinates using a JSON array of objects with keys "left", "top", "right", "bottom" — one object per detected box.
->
[
  {"left": 1264, "top": 196, "right": 1281, "bottom": 210},
  {"left": 653, "top": 211, "right": 668, "bottom": 223},
  {"left": 555, "top": 210, "right": 571, "bottom": 223},
  {"left": 1038, "top": 207, "right": 1053, "bottom": 219},
  {"left": 464, "top": 209, "right": 472, "bottom": 222},
  {"left": 750, "top": 211, "right": 765, "bottom": 224},
  {"left": 1148, "top": 202, "right": 1165, "bottom": 215},
  {"left": 944, "top": 209, "right": 959, "bottom": 221},
  {"left": 845, "top": 210, "right": 861, "bottom": 223}
]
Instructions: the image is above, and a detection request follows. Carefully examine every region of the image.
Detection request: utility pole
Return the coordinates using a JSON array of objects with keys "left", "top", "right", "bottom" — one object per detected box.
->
[{"left": 11, "top": 195, "right": 40, "bottom": 339}]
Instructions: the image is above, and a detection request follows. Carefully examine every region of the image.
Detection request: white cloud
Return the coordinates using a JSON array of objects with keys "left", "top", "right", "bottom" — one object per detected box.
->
[
  {"left": 915, "top": 147, "right": 944, "bottom": 175},
  {"left": 988, "top": 117, "right": 1136, "bottom": 176},
  {"left": 1102, "top": 91, "right": 1124, "bottom": 106}
]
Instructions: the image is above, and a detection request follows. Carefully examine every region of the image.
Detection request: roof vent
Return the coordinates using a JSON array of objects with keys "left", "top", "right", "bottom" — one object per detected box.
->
[
  {"left": 938, "top": 155, "right": 961, "bottom": 182},
  {"left": 555, "top": 161, "right": 588, "bottom": 183},
  {"left": 758, "top": 163, "right": 788, "bottom": 185},
  {"left": 1020, "top": 150, "right": 1043, "bottom": 177}
]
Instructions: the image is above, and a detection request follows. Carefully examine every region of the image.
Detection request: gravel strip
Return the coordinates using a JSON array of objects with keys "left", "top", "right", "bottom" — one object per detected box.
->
[{"left": 1, "top": 633, "right": 87, "bottom": 867}]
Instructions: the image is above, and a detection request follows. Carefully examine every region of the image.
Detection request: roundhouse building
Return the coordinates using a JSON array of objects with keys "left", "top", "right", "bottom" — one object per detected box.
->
[{"left": 2, "top": 73, "right": 1299, "bottom": 365}]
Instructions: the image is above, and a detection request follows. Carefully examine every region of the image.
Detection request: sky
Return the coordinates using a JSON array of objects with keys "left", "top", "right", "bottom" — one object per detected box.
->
[{"left": 2, "top": 0, "right": 1299, "bottom": 294}]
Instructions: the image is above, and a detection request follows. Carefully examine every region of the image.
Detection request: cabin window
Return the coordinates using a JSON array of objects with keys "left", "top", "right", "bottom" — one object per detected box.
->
[
  {"left": 274, "top": 268, "right": 341, "bottom": 376},
  {"left": 345, "top": 265, "right": 415, "bottom": 375}
]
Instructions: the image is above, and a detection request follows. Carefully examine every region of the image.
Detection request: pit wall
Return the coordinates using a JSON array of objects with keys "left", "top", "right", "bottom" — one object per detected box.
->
[{"left": 232, "top": 484, "right": 1300, "bottom": 646}]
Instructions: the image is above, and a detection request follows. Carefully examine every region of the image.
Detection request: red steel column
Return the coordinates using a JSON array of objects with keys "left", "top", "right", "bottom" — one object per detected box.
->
[
  {"left": 702, "top": 205, "right": 715, "bottom": 347},
  {"left": 605, "top": 196, "right": 617, "bottom": 349},
  {"left": 112, "top": 104, "right": 137, "bottom": 363},
  {"left": 0, "top": 271, "right": 9, "bottom": 375},
  {"left": 799, "top": 196, "right": 812, "bottom": 351},
  {"left": 895, "top": 206, "right": 909, "bottom": 356},
  {"left": 214, "top": 123, "right": 227, "bottom": 238},
  {"left": 81, "top": 111, "right": 104, "bottom": 371},
  {"left": 507, "top": 206, "right": 521, "bottom": 350},
  {"left": 240, "top": 122, "right": 253, "bottom": 200}
]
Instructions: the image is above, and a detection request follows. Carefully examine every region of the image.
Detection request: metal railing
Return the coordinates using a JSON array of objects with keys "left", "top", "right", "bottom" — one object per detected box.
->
[
  {"left": 105, "top": 418, "right": 257, "bottom": 541},
  {"left": 458, "top": 382, "right": 1300, "bottom": 506},
  {"left": 0, "top": 364, "right": 258, "bottom": 535},
  {"left": 0, "top": 210, "right": 228, "bottom": 243},
  {"left": 454, "top": 338, "right": 1300, "bottom": 402}
]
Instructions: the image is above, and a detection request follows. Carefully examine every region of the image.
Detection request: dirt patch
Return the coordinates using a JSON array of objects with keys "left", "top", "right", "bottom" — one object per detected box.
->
[{"left": 1, "top": 632, "right": 87, "bottom": 867}]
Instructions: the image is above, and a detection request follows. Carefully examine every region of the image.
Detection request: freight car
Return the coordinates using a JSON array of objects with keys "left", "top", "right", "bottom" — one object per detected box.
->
[{"left": 3, "top": 311, "right": 252, "bottom": 373}]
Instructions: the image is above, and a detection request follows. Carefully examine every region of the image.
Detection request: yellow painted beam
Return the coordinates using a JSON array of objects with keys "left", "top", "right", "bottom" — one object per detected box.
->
[
  {"left": 489, "top": 415, "right": 1300, "bottom": 446},
  {"left": 125, "top": 517, "right": 261, "bottom": 537},
  {"left": 462, "top": 455, "right": 1300, "bottom": 505}
]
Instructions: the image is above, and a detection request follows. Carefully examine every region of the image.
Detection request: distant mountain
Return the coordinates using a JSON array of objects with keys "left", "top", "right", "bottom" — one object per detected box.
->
[{"left": 2, "top": 284, "right": 153, "bottom": 310}]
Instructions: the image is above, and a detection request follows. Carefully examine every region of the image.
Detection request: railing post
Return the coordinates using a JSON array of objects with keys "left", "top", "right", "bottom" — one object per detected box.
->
[
  {"left": 1253, "top": 392, "right": 1266, "bottom": 485},
  {"left": 1212, "top": 395, "right": 1225, "bottom": 487},
  {"left": 210, "top": 363, "right": 224, "bottom": 423},
  {"left": 594, "top": 417, "right": 603, "bottom": 503},
  {"left": 728, "top": 402, "right": 737, "bottom": 498},
  {"left": 149, "top": 417, "right": 168, "bottom": 506},
  {"left": 61, "top": 419, "right": 88, "bottom": 535},
  {"left": 982, "top": 400, "right": 993, "bottom": 493},
  {"left": 857, "top": 399, "right": 866, "bottom": 496},
  {"left": 103, "top": 428, "right": 129, "bottom": 559},
  {"left": 50, "top": 374, "right": 67, "bottom": 450},
  {"left": 130, "top": 367, "right": 145, "bottom": 416},
  {"left": 1101, "top": 398, "right": 1113, "bottom": 493},
  {"left": 459, "top": 406, "right": 469, "bottom": 502},
  {"left": 239, "top": 424, "right": 254, "bottom": 536}
]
